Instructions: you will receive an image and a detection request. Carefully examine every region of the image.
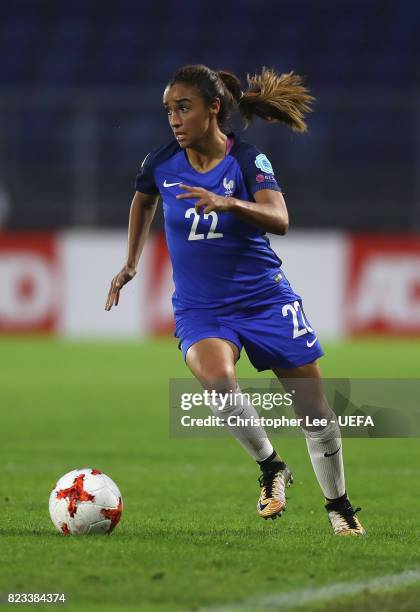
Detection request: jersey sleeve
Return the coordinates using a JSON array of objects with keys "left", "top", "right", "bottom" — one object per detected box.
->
[
  {"left": 238, "top": 145, "right": 282, "bottom": 197},
  {"left": 134, "top": 152, "right": 158, "bottom": 195}
]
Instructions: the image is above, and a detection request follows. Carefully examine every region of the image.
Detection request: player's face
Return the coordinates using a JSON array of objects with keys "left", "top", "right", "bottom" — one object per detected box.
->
[{"left": 163, "top": 83, "right": 219, "bottom": 148}]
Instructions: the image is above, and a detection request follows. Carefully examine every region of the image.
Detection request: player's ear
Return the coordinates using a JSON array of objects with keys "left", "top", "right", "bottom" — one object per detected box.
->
[{"left": 209, "top": 97, "right": 221, "bottom": 118}]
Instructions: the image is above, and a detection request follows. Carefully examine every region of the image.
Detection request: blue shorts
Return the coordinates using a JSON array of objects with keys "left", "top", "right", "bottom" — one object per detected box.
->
[{"left": 174, "top": 282, "right": 324, "bottom": 372}]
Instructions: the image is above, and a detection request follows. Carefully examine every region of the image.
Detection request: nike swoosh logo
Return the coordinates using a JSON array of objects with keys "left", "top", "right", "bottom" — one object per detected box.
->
[
  {"left": 163, "top": 180, "right": 182, "bottom": 187},
  {"left": 324, "top": 444, "right": 341, "bottom": 458},
  {"left": 258, "top": 499, "right": 269, "bottom": 511},
  {"left": 306, "top": 337, "right": 318, "bottom": 348}
]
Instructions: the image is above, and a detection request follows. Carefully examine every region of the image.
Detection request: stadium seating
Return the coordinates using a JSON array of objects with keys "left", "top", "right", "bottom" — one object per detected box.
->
[{"left": 0, "top": 0, "right": 418, "bottom": 229}]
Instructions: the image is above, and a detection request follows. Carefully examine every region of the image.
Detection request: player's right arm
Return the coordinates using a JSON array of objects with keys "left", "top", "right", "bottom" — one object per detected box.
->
[{"left": 105, "top": 191, "right": 159, "bottom": 311}]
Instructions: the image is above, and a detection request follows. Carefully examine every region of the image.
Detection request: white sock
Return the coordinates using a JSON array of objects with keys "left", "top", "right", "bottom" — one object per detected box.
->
[
  {"left": 208, "top": 384, "right": 274, "bottom": 462},
  {"left": 302, "top": 418, "right": 345, "bottom": 500}
]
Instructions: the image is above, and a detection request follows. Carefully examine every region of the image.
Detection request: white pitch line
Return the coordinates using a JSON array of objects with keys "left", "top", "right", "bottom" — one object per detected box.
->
[{"left": 203, "top": 567, "right": 420, "bottom": 611}]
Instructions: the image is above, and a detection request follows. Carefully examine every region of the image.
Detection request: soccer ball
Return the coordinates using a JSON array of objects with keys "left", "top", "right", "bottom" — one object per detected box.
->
[{"left": 49, "top": 468, "right": 123, "bottom": 535}]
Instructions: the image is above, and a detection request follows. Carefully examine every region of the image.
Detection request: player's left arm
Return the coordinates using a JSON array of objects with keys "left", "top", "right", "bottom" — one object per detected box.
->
[{"left": 177, "top": 185, "right": 289, "bottom": 235}]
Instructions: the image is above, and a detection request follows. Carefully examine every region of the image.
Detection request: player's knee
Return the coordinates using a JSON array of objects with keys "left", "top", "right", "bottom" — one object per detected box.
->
[
  {"left": 187, "top": 345, "right": 236, "bottom": 392},
  {"left": 201, "top": 365, "right": 236, "bottom": 394},
  {"left": 191, "top": 362, "right": 235, "bottom": 394}
]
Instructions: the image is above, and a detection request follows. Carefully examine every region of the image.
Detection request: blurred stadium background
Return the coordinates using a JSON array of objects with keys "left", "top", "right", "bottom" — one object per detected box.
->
[{"left": 0, "top": 0, "right": 419, "bottom": 341}]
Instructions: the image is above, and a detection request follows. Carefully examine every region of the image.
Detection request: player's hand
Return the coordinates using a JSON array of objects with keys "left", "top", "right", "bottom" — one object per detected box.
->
[
  {"left": 105, "top": 265, "right": 136, "bottom": 311},
  {"left": 176, "top": 184, "right": 234, "bottom": 214}
]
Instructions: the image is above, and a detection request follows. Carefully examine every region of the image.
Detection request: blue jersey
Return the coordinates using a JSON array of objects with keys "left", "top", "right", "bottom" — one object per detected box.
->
[{"left": 135, "top": 131, "right": 286, "bottom": 313}]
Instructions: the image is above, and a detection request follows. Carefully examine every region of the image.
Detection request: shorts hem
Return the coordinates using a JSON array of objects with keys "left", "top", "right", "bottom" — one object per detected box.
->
[
  {"left": 254, "top": 349, "right": 325, "bottom": 372},
  {"left": 181, "top": 335, "right": 243, "bottom": 362}
]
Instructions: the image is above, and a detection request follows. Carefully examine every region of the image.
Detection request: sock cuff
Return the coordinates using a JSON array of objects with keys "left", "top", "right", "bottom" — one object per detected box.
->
[
  {"left": 325, "top": 491, "right": 348, "bottom": 505},
  {"left": 257, "top": 450, "right": 277, "bottom": 466},
  {"left": 257, "top": 450, "right": 286, "bottom": 471}
]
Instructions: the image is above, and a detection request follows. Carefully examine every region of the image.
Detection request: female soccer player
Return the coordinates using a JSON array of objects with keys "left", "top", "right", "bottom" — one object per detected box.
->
[{"left": 105, "top": 64, "right": 364, "bottom": 536}]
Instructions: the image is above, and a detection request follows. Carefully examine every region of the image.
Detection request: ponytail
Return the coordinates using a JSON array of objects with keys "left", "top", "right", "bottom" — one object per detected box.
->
[{"left": 220, "top": 66, "right": 314, "bottom": 132}]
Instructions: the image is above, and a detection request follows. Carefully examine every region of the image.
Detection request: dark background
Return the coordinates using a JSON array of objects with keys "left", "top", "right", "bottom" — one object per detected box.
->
[{"left": 0, "top": 0, "right": 418, "bottom": 231}]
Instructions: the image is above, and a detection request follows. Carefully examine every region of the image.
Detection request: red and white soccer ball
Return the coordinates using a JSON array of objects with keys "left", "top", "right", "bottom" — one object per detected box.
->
[{"left": 49, "top": 468, "right": 123, "bottom": 535}]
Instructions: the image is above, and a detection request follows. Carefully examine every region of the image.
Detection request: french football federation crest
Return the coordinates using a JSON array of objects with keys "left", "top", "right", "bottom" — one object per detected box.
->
[{"left": 223, "top": 177, "right": 235, "bottom": 197}]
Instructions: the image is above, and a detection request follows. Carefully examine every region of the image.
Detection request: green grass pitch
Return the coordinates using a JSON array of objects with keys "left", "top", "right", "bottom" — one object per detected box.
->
[{"left": 0, "top": 337, "right": 419, "bottom": 611}]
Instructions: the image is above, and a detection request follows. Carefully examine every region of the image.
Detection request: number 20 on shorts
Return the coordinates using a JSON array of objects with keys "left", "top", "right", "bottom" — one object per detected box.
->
[{"left": 282, "top": 301, "right": 314, "bottom": 339}]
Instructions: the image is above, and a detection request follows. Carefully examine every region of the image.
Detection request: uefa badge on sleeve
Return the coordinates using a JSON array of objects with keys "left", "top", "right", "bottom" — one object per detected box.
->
[{"left": 254, "top": 153, "right": 274, "bottom": 174}]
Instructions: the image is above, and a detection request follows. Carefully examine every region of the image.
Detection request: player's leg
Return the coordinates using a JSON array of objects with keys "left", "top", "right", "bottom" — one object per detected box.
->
[
  {"left": 232, "top": 297, "right": 364, "bottom": 533},
  {"left": 272, "top": 361, "right": 344, "bottom": 499},
  {"left": 272, "top": 361, "right": 365, "bottom": 535},
  {"left": 186, "top": 338, "right": 290, "bottom": 518},
  {"left": 186, "top": 337, "right": 276, "bottom": 462}
]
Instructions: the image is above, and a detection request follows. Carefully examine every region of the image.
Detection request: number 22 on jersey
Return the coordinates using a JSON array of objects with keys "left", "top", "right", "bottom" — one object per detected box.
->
[{"left": 185, "top": 207, "right": 224, "bottom": 241}]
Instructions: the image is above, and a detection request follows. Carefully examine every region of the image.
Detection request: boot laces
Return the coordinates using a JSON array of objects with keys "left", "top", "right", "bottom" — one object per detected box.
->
[
  {"left": 330, "top": 503, "right": 362, "bottom": 531},
  {"left": 258, "top": 467, "right": 285, "bottom": 498}
]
